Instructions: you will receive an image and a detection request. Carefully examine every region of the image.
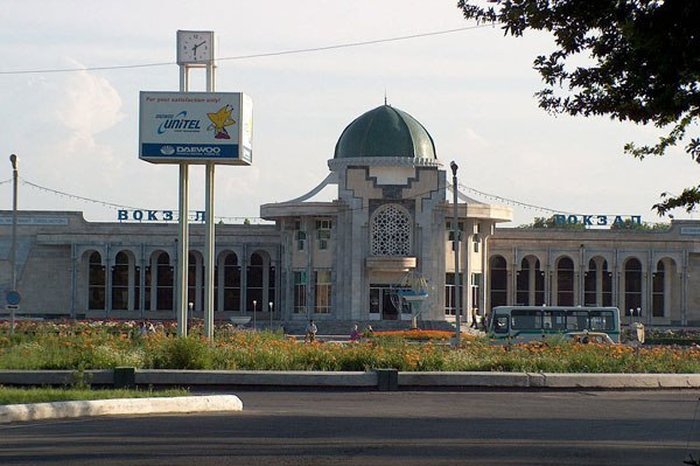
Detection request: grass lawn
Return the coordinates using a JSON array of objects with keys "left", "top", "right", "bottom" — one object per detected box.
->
[{"left": 0, "top": 387, "right": 188, "bottom": 405}]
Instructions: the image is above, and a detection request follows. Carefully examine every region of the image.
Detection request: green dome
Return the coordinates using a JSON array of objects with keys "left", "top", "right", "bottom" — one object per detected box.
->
[{"left": 333, "top": 105, "right": 437, "bottom": 159}]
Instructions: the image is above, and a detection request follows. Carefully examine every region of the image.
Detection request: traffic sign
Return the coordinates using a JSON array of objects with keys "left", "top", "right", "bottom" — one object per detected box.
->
[
  {"left": 5, "top": 290, "right": 21, "bottom": 306},
  {"left": 5, "top": 304, "right": 19, "bottom": 311}
]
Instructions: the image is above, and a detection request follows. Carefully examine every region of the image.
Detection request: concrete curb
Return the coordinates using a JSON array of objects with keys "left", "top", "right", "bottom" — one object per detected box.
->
[
  {"left": 0, "top": 395, "right": 243, "bottom": 424},
  {"left": 3, "top": 370, "right": 700, "bottom": 390}
]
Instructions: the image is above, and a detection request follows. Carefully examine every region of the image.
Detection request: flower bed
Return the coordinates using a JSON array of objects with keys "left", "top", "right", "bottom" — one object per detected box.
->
[{"left": 1, "top": 320, "right": 700, "bottom": 373}]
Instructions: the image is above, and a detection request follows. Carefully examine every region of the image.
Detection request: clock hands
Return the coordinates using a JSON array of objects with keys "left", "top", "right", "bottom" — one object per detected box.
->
[{"left": 190, "top": 41, "right": 208, "bottom": 60}]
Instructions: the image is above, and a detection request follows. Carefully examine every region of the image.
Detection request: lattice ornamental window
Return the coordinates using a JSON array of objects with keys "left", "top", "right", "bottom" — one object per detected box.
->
[{"left": 370, "top": 204, "right": 412, "bottom": 256}]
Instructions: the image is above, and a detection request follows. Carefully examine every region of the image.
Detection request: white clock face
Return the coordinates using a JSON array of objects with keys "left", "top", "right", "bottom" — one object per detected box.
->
[{"left": 177, "top": 31, "right": 213, "bottom": 64}]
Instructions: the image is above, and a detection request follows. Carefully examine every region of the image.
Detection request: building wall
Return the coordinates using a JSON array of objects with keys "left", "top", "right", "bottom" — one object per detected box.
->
[
  {"left": 6, "top": 209, "right": 700, "bottom": 328},
  {"left": 488, "top": 223, "right": 700, "bottom": 326}
]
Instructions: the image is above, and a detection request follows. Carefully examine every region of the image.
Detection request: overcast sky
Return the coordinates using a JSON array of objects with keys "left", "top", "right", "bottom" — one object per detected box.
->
[{"left": 0, "top": 0, "right": 696, "bottom": 227}]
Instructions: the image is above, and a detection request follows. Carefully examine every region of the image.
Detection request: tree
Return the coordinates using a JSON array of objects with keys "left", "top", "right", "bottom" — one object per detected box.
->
[
  {"left": 609, "top": 219, "right": 670, "bottom": 231},
  {"left": 518, "top": 216, "right": 585, "bottom": 230},
  {"left": 457, "top": 0, "right": 700, "bottom": 214}
]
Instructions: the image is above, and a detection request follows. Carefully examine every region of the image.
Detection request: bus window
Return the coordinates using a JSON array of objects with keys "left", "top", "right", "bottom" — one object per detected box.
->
[
  {"left": 543, "top": 310, "right": 566, "bottom": 330},
  {"left": 511, "top": 309, "right": 542, "bottom": 330},
  {"left": 493, "top": 315, "right": 509, "bottom": 333},
  {"left": 566, "top": 311, "right": 589, "bottom": 331},
  {"left": 589, "top": 311, "right": 614, "bottom": 331}
]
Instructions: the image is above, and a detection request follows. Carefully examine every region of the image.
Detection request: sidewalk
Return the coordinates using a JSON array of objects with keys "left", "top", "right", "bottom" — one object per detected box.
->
[
  {"left": 2, "top": 370, "right": 699, "bottom": 424},
  {"left": 0, "top": 395, "right": 243, "bottom": 424}
]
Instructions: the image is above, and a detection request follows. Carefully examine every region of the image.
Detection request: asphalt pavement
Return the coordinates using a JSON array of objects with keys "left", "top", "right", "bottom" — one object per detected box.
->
[{"left": 2, "top": 390, "right": 699, "bottom": 465}]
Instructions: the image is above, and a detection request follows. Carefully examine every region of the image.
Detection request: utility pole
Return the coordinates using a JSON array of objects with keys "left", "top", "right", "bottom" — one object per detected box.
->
[{"left": 451, "top": 161, "right": 461, "bottom": 346}]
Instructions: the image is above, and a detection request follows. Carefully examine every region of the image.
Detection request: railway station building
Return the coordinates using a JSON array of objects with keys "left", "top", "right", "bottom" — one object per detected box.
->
[{"left": 2, "top": 104, "right": 700, "bottom": 328}]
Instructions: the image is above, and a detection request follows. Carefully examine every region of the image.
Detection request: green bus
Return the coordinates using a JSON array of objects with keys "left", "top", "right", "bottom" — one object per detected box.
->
[{"left": 487, "top": 306, "right": 621, "bottom": 343}]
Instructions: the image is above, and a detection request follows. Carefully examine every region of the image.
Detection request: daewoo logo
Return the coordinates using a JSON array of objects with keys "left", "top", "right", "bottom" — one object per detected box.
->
[
  {"left": 175, "top": 146, "right": 221, "bottom": 155},
  {"left": 160, "top": 145, "right": 176, "bottom": 155}
]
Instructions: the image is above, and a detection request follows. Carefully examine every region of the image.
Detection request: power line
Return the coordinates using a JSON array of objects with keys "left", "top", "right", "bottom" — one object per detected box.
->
[
  {"left": 0, "top": 24, "right": 492, "bottom": 76},
  {"left": 17, "top": 177, "right": 268, "bottom": 223},
  {"left": 12, "top": 176, "right": 571, "bottom": 223},
  {"left": 457, "top": 182, "right": 574, "bottom": 215}
]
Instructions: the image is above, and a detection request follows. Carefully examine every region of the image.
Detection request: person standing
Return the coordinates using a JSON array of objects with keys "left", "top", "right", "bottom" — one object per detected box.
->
[
  {"left": 305, "top": 319, "right": 318, "bottom": 343},
  {"left": 349, "top": 323, "right": 360, "bottom": 342}
]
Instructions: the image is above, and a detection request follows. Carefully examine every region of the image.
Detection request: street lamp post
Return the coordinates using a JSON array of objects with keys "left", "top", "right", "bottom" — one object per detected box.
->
[
  {"left": 252, "top": 300, "right": 257, "bottom": 331},
  {"left": 628, "top": 308, "right": 633, "bottom": 329},
  {"left": 9, "top": 154, "right": 18, "bottom": 336},
  {"left": 269, "top": 301, "right": 273, "bottom": 330},
  {"left": 450, "top": 161, "right": 461, "bottom": 346}
]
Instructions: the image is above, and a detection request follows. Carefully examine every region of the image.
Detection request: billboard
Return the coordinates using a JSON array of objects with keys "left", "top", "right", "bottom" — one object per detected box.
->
[{"left": 139, "top": 91, "right": 252, "bottom": 165}]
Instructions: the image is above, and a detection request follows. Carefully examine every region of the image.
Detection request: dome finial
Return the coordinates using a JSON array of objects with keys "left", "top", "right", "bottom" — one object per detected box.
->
[{"left": 384, "top": 89, "right": 388, "bottom": 106}]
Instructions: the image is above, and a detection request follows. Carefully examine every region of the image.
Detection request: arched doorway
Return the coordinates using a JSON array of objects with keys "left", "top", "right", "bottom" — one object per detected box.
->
[
  {"left": 584, "top": 257, "right": 613, "bottom": 306},
  {"left": 88, "top": 251, "right": 105, "bottom": 311},
  {"left": 555, "top": 256, "right": 575, "bottom": 306},
  {"left": 623, "top": 257, "right": 642, "bottom": 315}
]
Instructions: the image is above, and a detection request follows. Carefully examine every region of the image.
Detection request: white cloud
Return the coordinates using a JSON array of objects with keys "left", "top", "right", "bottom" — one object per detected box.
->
[{"left": 56, "top": 67, "right": 124, "bottom": 137}]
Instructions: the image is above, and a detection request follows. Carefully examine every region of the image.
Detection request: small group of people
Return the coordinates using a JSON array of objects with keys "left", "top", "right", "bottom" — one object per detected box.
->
[
  {"left": 138, "top": 320, "right": 156, "bottom": 337},
  {"left": 304, "top": 320, "right": 375, "bottom": 343},
  {"left": 350, "top": 323, "right": 373, "bottom": 342}
]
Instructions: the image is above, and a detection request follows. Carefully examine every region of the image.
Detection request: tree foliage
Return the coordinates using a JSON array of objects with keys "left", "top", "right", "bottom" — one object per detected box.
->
[
  {"left": 518, "top": 216, "right": 585, "bottom": 229},
  {"left": 457, "top": 0, "right": 700, "bottom": 214}
]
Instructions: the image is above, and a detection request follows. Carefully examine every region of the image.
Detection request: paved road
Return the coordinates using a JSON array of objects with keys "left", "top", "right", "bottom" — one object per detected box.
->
[{"left": 2, "top": 390, "right": 700, "bottom": 465}]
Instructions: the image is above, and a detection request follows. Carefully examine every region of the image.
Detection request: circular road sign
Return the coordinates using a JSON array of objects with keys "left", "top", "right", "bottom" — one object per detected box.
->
[{"left": 5, "top": 290, "right": 21, "bottom": 306}]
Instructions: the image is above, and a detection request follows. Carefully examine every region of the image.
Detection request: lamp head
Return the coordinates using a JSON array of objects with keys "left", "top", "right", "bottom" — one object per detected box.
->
[
  {"left": 10, "top": 154, "right": 18, "bottom": 169},
  {"left": 450, "top": 160, "right": 458, "bottom": 175}
]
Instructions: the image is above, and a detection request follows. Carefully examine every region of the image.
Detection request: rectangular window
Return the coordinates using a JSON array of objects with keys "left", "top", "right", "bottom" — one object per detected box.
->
[
  {"left": 314, "top": 270, "right": 332, "bottom": 314},
  {"left": 293, "top": 271, "right": 307, "bottom": 314},
  {"left": 511, "top": 309, "right": 542, "bottom": 330},
  {"left": 589, "top": 310, "right": 615, "bottom": 331},
  {"left": 566, "top": 310, "right": 589, "bottom": 331},
  {"left": 542, "top": 310, "right": 566, "bottom": 330},
  {"left": 444, "top": 273, "right": 463, "bottom": 316},
  {"left": 445, "top": 273, "right": 456, "bottom": 316},
  {"left": 316, "top": 219, "right": 332, "bottom": 250},
  {"left": 296, "top": 231, "right": 306, "bottom": 251},
  {"left": 471, "top": 273, "right": 482, "bottom": 315},
  {"left": 652, "top": 272, "right": 664, "bottom": 317}
]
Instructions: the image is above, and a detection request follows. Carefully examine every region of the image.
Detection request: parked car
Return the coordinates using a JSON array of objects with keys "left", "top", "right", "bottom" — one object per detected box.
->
[{"left": 563, "top": 330, "right": 615, "bottom": 345}]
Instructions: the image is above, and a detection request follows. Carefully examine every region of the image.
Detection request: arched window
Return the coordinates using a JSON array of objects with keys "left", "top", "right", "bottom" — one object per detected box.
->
[
  {"left": 624, "top": 258, "right": 642, "bottom": 315},
  {"left": 652, "top": 261, "right": 665, "bottom": 317},
  {"left": 516, "top": 257, "right": 545, "bottom": 306},
  {"left": 490, "top": 255, "right": 508, "bottom": 309},
  {"left": 88, "top": 252, "right": 105, "bottom": 310},
  {"left": 112, "top": 252, "right": 130, "bottom": 310},
  {"left": 247, "top": 253, "right": 264, "bottom": 311},
  {"left": 556, "top": 257, "right": 575, "bottom": 306},
  {"left": 370, "top": 204, "right": 412, "bottom": 256},
  {"left": 187, "top": 252, "right": 203, "bottom": 312},
  {"left": 584, "top": 258, "right": 613, "bottom": 306},
  {"left": 223, "top": 253, "right": 241, "bottom": 312},
  {"left": 516, "top": 258, "right": 530, "bottom": 306},
  {"left": 156, "top": 253, "right": 173, "bottom": 311}
]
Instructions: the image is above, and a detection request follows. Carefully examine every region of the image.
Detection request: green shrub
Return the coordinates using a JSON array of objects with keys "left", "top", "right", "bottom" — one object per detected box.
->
[{"left": 147, "top": 336, "right": 213, "bottom": 369}]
